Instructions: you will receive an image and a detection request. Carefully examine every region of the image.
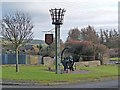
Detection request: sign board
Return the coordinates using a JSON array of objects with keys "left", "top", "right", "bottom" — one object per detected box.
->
[{"left": 45, "top": 34, "right": 53, "bottom": 45}]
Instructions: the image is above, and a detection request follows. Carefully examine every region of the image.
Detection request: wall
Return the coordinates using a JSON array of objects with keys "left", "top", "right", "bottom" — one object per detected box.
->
[
  {"left": 43, "top": 57, "right": 55, "bottom": 66},
  {"left": 75, "top": 60, "right": 101, "bottom": 67}
]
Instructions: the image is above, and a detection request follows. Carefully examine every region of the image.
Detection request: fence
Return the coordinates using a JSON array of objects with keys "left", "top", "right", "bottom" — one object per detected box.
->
[
  {"left": 1, "top": 54, "right": 42, "bottom": 65},
  {"left": 2, "top": 54, "right": 26, "bottom": 64}
]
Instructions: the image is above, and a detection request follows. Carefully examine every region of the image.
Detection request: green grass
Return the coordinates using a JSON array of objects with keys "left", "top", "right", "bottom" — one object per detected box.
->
[
  {"left": 110, "top": 57, "right": 120, "bottom": 60},
  {"left": 1, "top": 65, "right": 118, "bottom": 84}
]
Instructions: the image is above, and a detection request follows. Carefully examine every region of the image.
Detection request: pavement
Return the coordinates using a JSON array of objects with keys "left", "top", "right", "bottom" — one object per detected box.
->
[
  {"left": 1, "top": 76, "right": 118, "bottom": 86},
  {"left": 1, "top": 78, "right": 119, "bottom": 88}
]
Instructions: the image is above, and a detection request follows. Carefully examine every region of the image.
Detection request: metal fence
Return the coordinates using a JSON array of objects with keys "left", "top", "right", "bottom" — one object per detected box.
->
[
  {"left": 1, "top": 54, "right": 42, "bottom": 65},
  {"left": 2, "top": 54, "right": 26, "bottom": 64}
]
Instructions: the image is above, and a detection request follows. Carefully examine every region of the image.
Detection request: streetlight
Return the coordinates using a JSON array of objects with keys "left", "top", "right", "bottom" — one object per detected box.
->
[{"left": 49, "top": 8, "right": 66, "bottom": 74}]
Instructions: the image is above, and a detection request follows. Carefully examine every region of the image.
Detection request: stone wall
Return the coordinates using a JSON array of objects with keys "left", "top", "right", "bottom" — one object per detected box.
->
[
  {"left": 75, "top": 60, "right": 101, "bottom": 67},
  {"left": 43, "top": 57, "right": 55, "bottom": 66},
  {"left": 43, "top": 57, "right": 101, "bottom": 67},
  {"left": 26, "top": 55, "right": 38, "bottom": 65},
  {"left": 102, "top": 53, "right": 109, "bottom": 64}
]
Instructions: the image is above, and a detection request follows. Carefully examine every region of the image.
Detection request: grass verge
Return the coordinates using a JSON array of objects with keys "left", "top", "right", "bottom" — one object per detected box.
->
[
  {"left": 1, "top": 64, "right": 118, "bottom": 84},
  {"left": 110, "top": 57, "right": 120, "bottom": 60}
]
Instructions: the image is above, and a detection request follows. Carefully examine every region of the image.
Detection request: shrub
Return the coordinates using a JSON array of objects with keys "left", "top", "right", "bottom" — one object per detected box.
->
[{"left": 65, "top": 40, "right": 109, "bottom": 63}]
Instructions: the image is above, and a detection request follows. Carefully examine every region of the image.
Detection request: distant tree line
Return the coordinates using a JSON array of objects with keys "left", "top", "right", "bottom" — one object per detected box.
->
[
  {"left": 66, "top": 26, "right": 119, "bottom": 49},
  {"left": 99, "top": 29, "right": 119, "bottom": 48},
  {"left": 64, "top": 25, "right": 119, "bottom": 63}
]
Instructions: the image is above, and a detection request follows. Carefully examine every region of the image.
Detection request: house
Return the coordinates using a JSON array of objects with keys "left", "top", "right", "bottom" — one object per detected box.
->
[{"left": 109, "top": 48, "right": 118, "bottom": 57}]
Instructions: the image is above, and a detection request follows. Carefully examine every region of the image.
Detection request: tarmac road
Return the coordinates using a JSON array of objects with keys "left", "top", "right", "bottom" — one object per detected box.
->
[{"left": 2, "top": 78, "right": 119, "bottom": 88}]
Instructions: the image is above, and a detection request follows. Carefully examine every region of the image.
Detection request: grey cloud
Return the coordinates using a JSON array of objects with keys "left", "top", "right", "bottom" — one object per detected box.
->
[{"left": 1, "top": 1, "right": 118, "bottom": 42}]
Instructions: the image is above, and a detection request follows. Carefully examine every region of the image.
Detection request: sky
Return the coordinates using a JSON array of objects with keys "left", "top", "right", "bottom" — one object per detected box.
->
[{"left": 0, "top": 0, "right": 119, "bottom": 42}]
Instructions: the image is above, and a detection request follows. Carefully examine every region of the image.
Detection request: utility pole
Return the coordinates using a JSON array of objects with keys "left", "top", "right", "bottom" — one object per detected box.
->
[{"left": 49, "top": 8, "right": 66, "bottom": 74}]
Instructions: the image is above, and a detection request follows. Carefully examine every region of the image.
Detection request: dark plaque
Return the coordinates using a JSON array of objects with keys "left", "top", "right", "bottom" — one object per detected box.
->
[{"left": 45, "top": 34, "right": 53, "bottom": 45}]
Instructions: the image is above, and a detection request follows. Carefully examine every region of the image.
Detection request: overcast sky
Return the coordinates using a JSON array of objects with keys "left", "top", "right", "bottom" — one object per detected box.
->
[{"left": 1, "top": 0, "right": 119, "bottom": 42}]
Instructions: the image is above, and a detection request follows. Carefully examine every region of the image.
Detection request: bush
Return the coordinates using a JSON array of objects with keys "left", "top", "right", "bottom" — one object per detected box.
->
[{"left": 65, "top": 40, "right": 109, "bottom": 63}]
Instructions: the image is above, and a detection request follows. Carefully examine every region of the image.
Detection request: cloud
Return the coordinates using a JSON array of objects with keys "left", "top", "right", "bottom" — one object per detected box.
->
[{"left": 1, "top": 0, "right": 118, "bottom": 41}]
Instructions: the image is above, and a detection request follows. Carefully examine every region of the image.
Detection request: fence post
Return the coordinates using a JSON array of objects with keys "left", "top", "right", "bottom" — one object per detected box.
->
[{"left": 5, "top": 54, "right": 8, "bottom": 64}]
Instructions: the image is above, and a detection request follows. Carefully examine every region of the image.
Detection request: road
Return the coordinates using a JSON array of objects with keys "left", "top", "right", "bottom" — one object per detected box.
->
[{"left": 2, "top": 79, "right": 119, "bottom": 88}]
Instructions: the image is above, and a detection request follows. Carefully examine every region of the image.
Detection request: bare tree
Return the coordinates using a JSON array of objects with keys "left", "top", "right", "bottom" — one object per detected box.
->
[{"left": 2, "top": 11, "right": 34, "bottom": 72}]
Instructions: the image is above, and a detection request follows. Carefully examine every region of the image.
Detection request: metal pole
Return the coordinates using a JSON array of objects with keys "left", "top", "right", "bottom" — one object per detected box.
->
[{"left": 55, "top": 24, "right": 61, "bottom": 74}]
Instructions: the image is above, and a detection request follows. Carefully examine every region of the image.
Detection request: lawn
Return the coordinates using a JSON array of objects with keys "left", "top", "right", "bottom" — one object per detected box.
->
[
  {"left": 1, "top": 64, "right": 118, "bottom": 84},
  {"left": 110, "top": 57, "right": 120, "bottom": 60}
]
